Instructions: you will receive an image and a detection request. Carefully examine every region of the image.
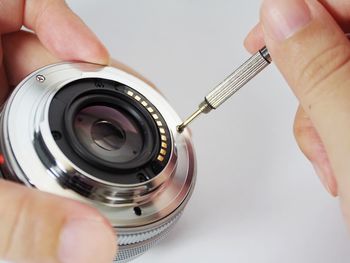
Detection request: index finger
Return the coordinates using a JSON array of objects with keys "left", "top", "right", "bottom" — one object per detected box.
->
[{"left": 1, "top": 0, "right": 109, "bottom": 64}]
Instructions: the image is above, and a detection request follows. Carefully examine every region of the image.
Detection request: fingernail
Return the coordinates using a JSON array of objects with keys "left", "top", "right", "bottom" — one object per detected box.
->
[
  {"left": 58, "top": 219, "right": 116, "bottom": 263},
  {"left": 312, "top": 163, "right": 337, "bottom": 197},
  {"left": 261, "top": 0, "right": 312, "bottom": 41}
]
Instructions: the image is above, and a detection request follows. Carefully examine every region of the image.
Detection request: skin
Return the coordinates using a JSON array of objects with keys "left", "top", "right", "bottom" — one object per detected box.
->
[
  {"left": 245, "top": 0, "right": 350, "bottom": 227},
  {"left": 0, "top": 0, "right": 116, "bottom": 262}
]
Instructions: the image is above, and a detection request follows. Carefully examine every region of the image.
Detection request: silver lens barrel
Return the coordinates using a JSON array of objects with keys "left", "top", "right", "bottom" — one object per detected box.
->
[{"left": 0, "top": 63, "right": 196, "bottom": 262}]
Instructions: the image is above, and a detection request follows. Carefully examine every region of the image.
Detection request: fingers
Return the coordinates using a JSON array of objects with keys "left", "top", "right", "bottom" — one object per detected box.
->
[
  {"left": 293, "top": 105, "right": 337, "bottom": 196},
  {"left": 318, "top": 0, "right": 350, "bottom": 31},
  {"left": 244, "top": 0, "right": 350, "bottom": 54},
  {"left": 0, "top": 0, "right": 110, "bottom": 64},
  {"left": 2, "top": 31, "right": 59, "bottom": 86},
  {"left": 244, "top": 24, "right": 265, "bottom": 54},
  {"left": 0, "top": 181, "right": 116, "bottom": 263},
  {"left": 259, "top": 0, "right": 350, "bottom": 224}
]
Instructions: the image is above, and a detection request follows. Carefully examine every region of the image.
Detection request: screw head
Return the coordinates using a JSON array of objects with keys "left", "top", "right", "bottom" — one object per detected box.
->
[{"left": 36, "top": 75, "right": 46, "bottom": 82}]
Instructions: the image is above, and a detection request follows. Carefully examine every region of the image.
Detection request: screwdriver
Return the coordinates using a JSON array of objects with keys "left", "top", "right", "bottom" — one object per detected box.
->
[{"left": 177, "top": 47, "right": 272, "bottom": 133}]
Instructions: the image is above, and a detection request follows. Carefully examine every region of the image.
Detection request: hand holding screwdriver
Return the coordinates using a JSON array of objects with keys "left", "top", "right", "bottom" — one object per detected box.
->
[{"left": 177, "top": 47, "right": 271, "bottom": 132}]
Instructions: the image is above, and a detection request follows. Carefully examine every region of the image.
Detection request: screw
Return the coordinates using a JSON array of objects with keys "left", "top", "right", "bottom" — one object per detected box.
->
[
  {"left": 51, "top": 131, "right": 62, "bottom": 140},
  {"left": 36, "top": 75, "right": 46, "bottom": 82}
]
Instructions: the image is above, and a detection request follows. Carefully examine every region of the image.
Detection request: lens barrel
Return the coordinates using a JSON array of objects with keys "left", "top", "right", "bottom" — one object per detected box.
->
[{"left": 0, "top": 63, "right": 196, "bottom": 262}]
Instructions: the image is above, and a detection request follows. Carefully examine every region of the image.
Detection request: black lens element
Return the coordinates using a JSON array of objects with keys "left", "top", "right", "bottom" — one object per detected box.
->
[
  {"left": 48, "top": 78, "right": 172, "bottom": 185},
  {"left": 74, "top": 105, "right": 142, "bottom": 163},
  {"left": 91, "top": 120, "right": 126, "bottom": 151}
]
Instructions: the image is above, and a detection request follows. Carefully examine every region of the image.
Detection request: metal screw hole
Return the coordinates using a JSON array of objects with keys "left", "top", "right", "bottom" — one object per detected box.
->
[
  {"left": 134, "top": 207, "right": 142, "bottom": 216},
  {"left": 51, "top": 131, "right": 62, "bottom": 140}
]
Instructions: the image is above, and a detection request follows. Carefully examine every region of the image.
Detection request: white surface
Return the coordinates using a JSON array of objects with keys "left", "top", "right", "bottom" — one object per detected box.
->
[{"left": 66, "top": 1, "right": 350, "bottom": 262}]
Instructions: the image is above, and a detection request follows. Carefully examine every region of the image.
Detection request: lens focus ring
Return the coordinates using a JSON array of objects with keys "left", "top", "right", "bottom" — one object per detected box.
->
[
  {"left": 117, "top": 210, "right": 182, "bottom": 246},
  {"left": 115, "top": 211, "right": 182, "bottom": 262}
]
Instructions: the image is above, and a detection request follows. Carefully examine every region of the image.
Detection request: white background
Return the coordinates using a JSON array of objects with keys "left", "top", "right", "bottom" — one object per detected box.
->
[{"left": 66, "top": 1, "right": 350, "bottom": 262}]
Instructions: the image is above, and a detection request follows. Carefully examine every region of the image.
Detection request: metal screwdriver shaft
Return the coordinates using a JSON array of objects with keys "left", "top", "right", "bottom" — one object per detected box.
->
[{"left": 177, "top": 47, "right": 272, "bottom": 133}]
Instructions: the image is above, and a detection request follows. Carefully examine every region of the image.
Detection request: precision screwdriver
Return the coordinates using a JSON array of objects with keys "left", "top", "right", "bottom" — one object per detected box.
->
[{"left": 177, "top": 47, "right": 272, "bottom": 133}]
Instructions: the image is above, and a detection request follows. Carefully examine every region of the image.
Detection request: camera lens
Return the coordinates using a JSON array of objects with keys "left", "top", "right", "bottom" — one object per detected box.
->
[
  {"left": 0, "top": 63, "right": 196, "bottom": 263},
  {"left": 74, "top": 105, "right": 143, "bottom": 163}
]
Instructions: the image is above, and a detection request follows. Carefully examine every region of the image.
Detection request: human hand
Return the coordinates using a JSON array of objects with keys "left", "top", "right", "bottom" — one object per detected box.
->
[
  {"left": 244, "top": 0, "right": 350, "bottom": 226},
  {"left": 0, "top": 1, "right": 116, "bottom": 263}
]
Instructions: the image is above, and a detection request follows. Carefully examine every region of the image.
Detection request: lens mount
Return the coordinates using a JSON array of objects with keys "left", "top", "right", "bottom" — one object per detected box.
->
[{"left": 48, "top": 78, "right": 172, "bottom": 187}]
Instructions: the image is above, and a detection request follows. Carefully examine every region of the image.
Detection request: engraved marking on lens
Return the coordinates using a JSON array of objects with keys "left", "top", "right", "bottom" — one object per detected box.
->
[
  {"left": 127, "top": 91, "right": 134, "bottom": 96},
  {"left": 141, "top": 101, "right": 148, "bottom": 107},
  {"left": 134, "top": 207, "right": 142, "bottom": 216},
  {"left": 161, "top": 135, "right": 167, "bottom": 142},
  {"left": 91, "top": 120, "right": 126, "bottom": 151},
  {"left": 161, "top": 142, "right": 167, "bottom": 148},
  {"left": 160, "top": 149, "right": 166, "bottom": 156},
  {"left": 147, "top": 107, "right": 154, "bottom": 113},
  {"left": 157, "top": 155, "right": 164, "bottom": 162},
  {"left": 95, "top": 81, "right": 104, "bottom": 88},
  {"left": 152, "top": 114, "right": 159, "bottom": 120},
  {"left": 51, "top": 131, "right": 62, "bottom": 140},
  {"left": 135, "top": 95, "right": 141, "bottom": 101},
  {"left": 156, "top": 121, "right": 162, "bottom": 126},
  {"left": 159, "top": 128, "right": 165, "bottom": 134}
]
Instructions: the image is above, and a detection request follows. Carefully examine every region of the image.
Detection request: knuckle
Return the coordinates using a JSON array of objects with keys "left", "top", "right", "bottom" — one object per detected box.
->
[
  {"left": 293, "top": 119, "right": 312, "bottom": 143},
  {"left": 0, "top": 0, "right": 23, "bottom": 32},
  {"left": 293, "top": 108, "right": 310, "bottom": 138},
  {"left": 296, "top": 42, "right": 350, "bottom": 102},
  {"left": 292, "top": 109, "right": 318, "bottom": 160}
]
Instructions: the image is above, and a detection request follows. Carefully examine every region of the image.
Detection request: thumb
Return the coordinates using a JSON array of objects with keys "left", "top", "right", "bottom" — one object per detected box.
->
[
  {"left": 260, "top": 0, "right": 350, "bottom": 222},
  {"left": 0, "top": 181, "right": 116, "bottom": 263}
]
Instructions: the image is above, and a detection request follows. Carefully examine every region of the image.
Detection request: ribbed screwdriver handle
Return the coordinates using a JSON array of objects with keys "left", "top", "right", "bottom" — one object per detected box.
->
[{"left": 205, "top": 47, "right": 271, "bottom": 109}]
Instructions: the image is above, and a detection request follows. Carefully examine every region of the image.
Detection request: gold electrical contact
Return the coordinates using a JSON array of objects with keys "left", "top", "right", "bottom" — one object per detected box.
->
[{"left": 125, "top": 89, "right": 169, "bottom": 163}]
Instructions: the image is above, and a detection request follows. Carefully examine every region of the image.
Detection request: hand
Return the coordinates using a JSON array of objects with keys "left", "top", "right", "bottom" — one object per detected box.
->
[
  {"left": 0, "top": 1, "right": 116, "bottom": 263},
  {"left": 245, "top": 0, "right": 350, "bottom": 226}
]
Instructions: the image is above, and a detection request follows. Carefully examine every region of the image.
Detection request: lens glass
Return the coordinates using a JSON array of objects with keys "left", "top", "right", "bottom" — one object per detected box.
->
[{"left": 74, "top": 105, "right": 143, "bottom": 163}]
